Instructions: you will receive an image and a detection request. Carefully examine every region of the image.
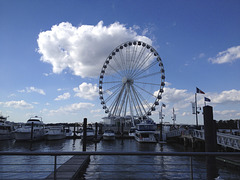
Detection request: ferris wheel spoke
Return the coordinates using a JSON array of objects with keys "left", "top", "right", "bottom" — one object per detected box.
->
[
  {"left": 129, "top": 91, "right": 140, "bottom": 118},
  {"left": 130, "top": 85, "right": 148, "bottom": 116},
  {"left": 103, "top": 81, "right": 121, "bottom": 84},
  {"left": 118, "top": 48, "right": 128, "bottom": 77},
  {"left": 132, "top": 60, "right": 158, "bottom": 79},
  {"left": 107, "top": 63, "right": 125, "bottom": 78},
  {"left": 105, "top": 85, "right": 122, "bottom": 103},
  {"left": 118, "top": 87, "right": 128, "bottom": 116},
  {"left": 135, "top": 71, "right": 161, "bottom": 81},
  {"left": 104, "top": 70, "right": 123, "bottom": 81},
  {"left": 112, "top": 55, "right": 124, "bottom": 75},
  {"left": 133, "top": 85, "right": 152, "bottom": 111},
  {"left": 131, "top": 51, "right": 154, "bottom": 78},
  {"left": 130, "top": 46, "right": 146, "bottom": 76},
  {"left": 129, "top": 86, "right": 142, "bottom": 116},
  {"left": 129, "top": 44, "right": 138, "bottom": 74},
  {"left": 134, "top": 81, "right": 161, "bottom": 86},
  {"left": 103, "top": 83, "right": 122, "bottom": 94},
  {"left": 133, "top": 83, "right": 156, "bottom": 98},
  {"left": 109, "top": 84, "right": 126, "bottom": 116}
]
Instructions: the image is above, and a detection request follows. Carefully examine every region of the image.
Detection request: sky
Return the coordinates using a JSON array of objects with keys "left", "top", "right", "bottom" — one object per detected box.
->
[{"left": 0, "top": 0, "right": 240, "bottom": 125}]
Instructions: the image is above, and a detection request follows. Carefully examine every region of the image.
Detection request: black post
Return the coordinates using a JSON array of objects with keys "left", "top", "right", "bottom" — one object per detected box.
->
[
  {"left": 121, "top": 123, "right": 124, "bottom": 138},
  {"left": 159, "top": 123, "right": 163, "bottom": 141},
  {"left": 31, "top": 122, "right": 34, "bottom": 141},
  {"left": 73, "top": 123, "right": 76, "bottom": 138},
  {"left": 95, "top": 122, "right": 98, "bottom": 139},
  {"left": 203, "top": 105, "right": 218, "bottom": 179},
  {"left": 82, "top": 118, "right": 87, "bottom": 152}
]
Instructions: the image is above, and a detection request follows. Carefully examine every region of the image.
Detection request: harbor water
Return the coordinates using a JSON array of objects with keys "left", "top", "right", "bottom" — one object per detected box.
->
[{"left": 0, "top": 139, "right": 240, "bottom": 179}]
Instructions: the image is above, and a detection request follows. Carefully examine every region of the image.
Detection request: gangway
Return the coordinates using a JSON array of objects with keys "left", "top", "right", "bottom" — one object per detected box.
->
[
  {"left": 166, "top": 129, "right": 240, "bottom": 151},
  {"left": 192, "top": 129, "right": 240, "bottom": 151}
]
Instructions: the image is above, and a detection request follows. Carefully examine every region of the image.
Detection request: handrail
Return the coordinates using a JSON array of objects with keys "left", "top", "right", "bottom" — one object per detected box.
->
[
  {"left": 0, "top": 151, "right": 240, "bottom": 156},
  {"left": 1, "top": 151, "right": 240, "bottom": 179}
]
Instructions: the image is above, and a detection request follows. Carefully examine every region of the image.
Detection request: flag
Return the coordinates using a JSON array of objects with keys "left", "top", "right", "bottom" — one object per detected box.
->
[
  {"left": 204, "top": 97, "right": 211, "bottom": 102},
  {"left": 196, "top": 87, "right": 205, "bottom": 94}
]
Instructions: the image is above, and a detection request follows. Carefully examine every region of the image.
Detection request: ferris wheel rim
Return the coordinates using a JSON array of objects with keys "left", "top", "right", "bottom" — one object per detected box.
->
[{"left": 99, "top": 40, "right": 165, "bottom": 119}]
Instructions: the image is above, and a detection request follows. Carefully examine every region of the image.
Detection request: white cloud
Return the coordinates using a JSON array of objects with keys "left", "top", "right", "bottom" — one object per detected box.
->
[
  {"left": 73, "top": 82, "right": 99, "bottom": 100},
  {"left": 209, "top": 45, "right": 240, "bottom": 64},
  {"left": 55, "top": 92, "right": 71, "bottom": 101},
  {"left": 19, "top": 87, "right": 46, "bottom": 95},
  {"left": 90, "top": 109, "right": 102, "bottom": 113},
  {"left": 214, "top": 110, "right": 238, "bottom": 116},
  {"left": 49, "top": 102, "right": 94, "bottom": 114},
  {"left": 0, "top": 100, "right": 33, "bottom": 109},
  {"left": 208, "top": 89, "right": 240, "bottom": 104},
  {"left": 37, "top": 21, "right": 152, "bottom": 78},
  {"left": 198, "top": 53, "right": 205, "bottom": 58},
  {"left": 163, "top": 87, "right": 190, "bottom": 103}
]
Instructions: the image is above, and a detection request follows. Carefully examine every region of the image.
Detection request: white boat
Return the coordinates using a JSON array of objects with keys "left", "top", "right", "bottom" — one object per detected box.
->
[
  {"left": 14, "top": 116, "right": 45, "bottom": 141},
  {"left": 129, "top": 127, "right": 137, "bottom": 137},
  {"left": 103, "top": 129, "right": 115, "bottom": 140},
  {"left": 45, "top": 125, "right": 66, "bottom": 140},
  {"left": 86, "top": 127, "right": 95, "bottom": 140},
  {"left": 65, "top": 128, "right": 73, "bottom": 137},
  {"left": 0, "top": 116, "right": 14, "bottom": 140},
  {"left": 81, "top": 127, "right": 95, "bottom": 141},
  {"left": 134, "top": 120, "right": 157, "bottom": 143}
]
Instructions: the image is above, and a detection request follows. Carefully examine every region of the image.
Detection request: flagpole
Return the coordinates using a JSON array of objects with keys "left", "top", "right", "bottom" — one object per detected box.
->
[
  {"left": 195, "top": 93, "right": 198, "bottom": 126},
  {"left": 160, "top": 105, "right": 163, "bottom": 141}
]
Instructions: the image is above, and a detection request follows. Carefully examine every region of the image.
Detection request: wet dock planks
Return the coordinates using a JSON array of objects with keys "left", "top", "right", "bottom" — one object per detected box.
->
[
  {"left": 217, "top": 156, "right": 240, "bottom": 168},
  {"left": 45, "top": 155, "right": 90, "bottom": 180}
]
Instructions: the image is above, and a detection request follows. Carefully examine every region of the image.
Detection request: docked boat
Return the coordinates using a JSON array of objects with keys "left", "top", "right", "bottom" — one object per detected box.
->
[
  {"left": 86, "top": 127, "right": 95, "bottom": 140},
  {"left": 103, "top": 129, "right": 115, "bottom": 140},
  {"left": 81, "top": 127, "right": 95, "bottom": 141},
  {"left": 14, "top": 116, "right": 45, "bottom": 141},
  {"left": 0, "top": 115, "right": 14, "bottom": 140},
  {"left": 45, "top": 125, "right": 66, "bottom": 140},
  {"left": 129, "top": 127, "right": 137, "bottom": 137},
  {"left": 134, "top": 120, "right": 157, "bottom": 143},
  {"left": 65, "top": 128, "right": 73, "bottom": 137}
]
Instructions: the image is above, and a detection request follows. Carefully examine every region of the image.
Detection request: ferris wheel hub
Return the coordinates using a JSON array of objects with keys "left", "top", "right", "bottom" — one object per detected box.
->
[{"left": 122, "top": 77, "right": 134, "bottom": 85}]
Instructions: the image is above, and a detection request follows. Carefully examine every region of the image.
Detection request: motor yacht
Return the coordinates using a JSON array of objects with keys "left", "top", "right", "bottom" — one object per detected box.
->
[
  {"left": 103, "top": 129, "right": 115, "bottom": 140},
  {"left": 14, "top": 116, "right": 45, "bottom": 141},
  {"left": 45, "top": 125, "right": 66, "bottom": 140},
  {"left": 0, "top": 115, "right": 14, "bottom": 140},
  {"left": 134, "top": 120, "right": 157, "bottom": 143}
]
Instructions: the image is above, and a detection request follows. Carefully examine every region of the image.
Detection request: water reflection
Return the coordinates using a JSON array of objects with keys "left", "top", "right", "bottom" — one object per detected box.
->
[{"left": 0, "top": 139, "right": 239, "bottom": 179}]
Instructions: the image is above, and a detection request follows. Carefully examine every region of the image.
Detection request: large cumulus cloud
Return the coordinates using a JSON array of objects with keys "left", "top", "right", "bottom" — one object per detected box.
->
[{"left": 37, "top": 21, "right": 152, "bottom": 78}]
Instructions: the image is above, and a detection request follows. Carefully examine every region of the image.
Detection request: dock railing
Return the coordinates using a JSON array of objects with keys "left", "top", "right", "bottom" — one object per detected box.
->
[{"left": 0, "top": 151, "right": 240, "bottom": 179}]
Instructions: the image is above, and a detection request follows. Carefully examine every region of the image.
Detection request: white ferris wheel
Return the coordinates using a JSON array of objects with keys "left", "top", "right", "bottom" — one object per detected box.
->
[{"left": 99, "top": 41, "right": 165, "bottom": 124}]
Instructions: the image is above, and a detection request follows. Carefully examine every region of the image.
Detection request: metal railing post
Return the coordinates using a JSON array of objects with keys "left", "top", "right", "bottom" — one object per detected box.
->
[
  {"left": 54, "top": 155, "right": 57, "bottom": 180},
  {"left": 190, "top": 156, "right": 193, "bottom": 180}
]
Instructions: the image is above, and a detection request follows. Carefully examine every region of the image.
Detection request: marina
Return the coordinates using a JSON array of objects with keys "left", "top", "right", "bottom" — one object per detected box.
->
[{"left": 0, "top": 139, "right": 240, "bottom": 179}]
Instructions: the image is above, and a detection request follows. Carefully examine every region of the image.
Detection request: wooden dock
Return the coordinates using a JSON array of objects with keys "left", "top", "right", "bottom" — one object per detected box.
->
[
  {"left": 217, "top": 156, "right": 240, "bottom": 169},
  {"left": 45, "top": 155, "right": 90, "bottom": 180}
]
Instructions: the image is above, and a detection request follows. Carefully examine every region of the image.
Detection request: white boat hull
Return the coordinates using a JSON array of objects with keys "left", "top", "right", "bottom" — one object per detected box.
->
[
  {"left": 45, "top": 134, "right": 66, "bottom": 140},
  {"left": 14, "top": 131, "right": 44, "bottom": 141},
  {"left": 45, "top": 126, "right": 66, "bottom": 140},
  {"left": 134, "top": 131, "right": 157, "bottom": 143},
  {"left": 103, "top": 135, "right": 115, "bottom": 140}
]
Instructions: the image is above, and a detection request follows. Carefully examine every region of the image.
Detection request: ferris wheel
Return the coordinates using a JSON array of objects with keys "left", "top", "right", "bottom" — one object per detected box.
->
[{"left": 99, "top": 41, "right": 165, "bottom": 122}]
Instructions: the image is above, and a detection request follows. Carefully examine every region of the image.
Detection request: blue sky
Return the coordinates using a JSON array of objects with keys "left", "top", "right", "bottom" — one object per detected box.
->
[{"left": 0, "top": 0, "right": 240, "bottom": 124}]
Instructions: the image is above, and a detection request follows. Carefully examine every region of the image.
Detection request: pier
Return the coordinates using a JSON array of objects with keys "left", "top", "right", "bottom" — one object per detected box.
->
[{"left": 45, "top": 155, "right": 90, "bottom": 180}]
